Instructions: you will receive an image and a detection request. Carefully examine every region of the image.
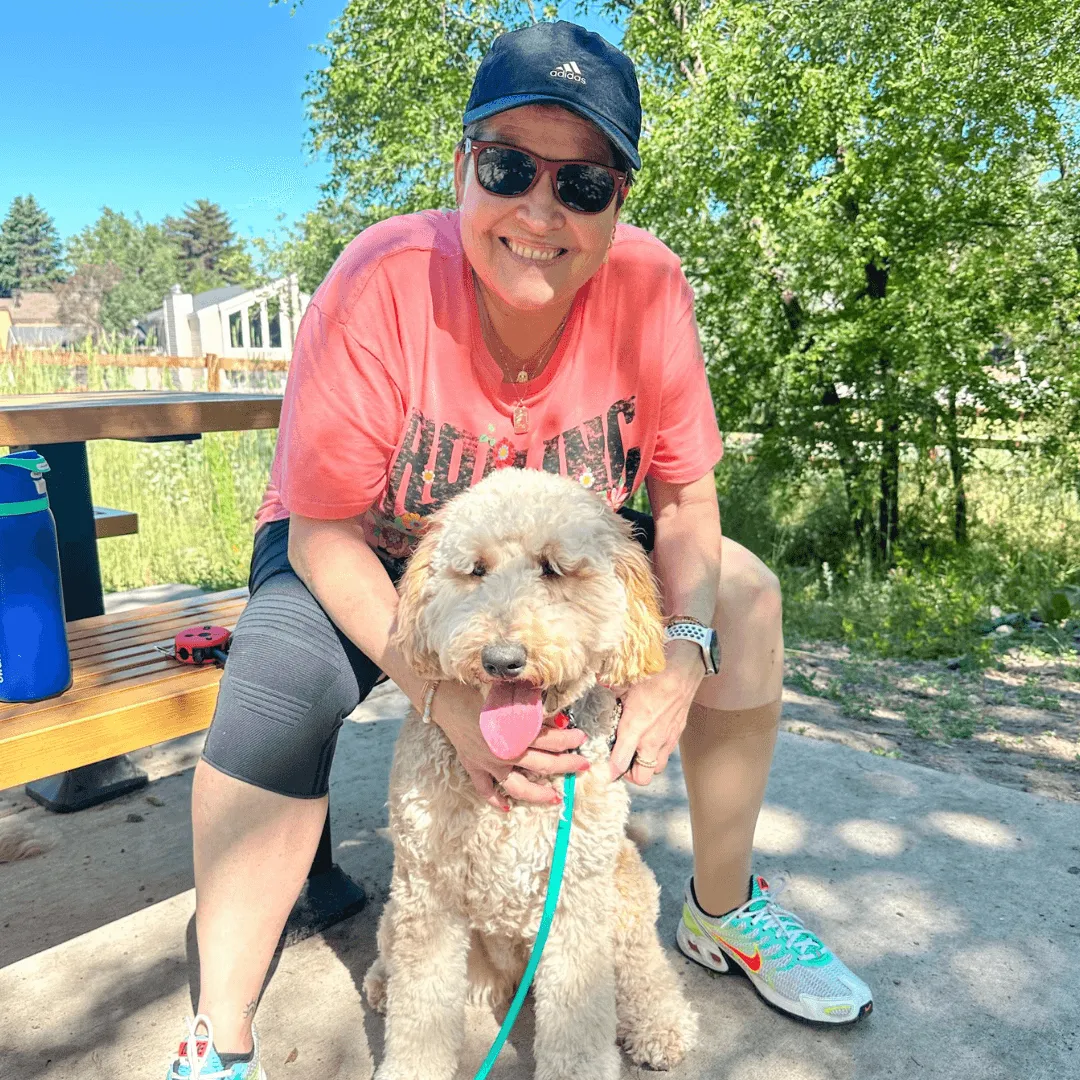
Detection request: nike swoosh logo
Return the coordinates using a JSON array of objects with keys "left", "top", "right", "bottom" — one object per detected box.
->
[{"left": 712, "top": 934, "right": 762, "bottom": 972}]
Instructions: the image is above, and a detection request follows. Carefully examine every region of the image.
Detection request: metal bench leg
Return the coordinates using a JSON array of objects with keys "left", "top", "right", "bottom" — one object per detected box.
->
[
  {"left": 282, "top": 811, "right": 366, "bottom": 946},
  {"left": 23, "top": 442, "right": 150, "bottom": 812},
  {"left": 26, "top": 754, "right": 149, "bottom": 812}
]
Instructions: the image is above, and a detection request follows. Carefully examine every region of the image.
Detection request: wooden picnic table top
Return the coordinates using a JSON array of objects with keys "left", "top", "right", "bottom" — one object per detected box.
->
[{"left": 0, "top": 390, "right": 282, "bottom": 444}]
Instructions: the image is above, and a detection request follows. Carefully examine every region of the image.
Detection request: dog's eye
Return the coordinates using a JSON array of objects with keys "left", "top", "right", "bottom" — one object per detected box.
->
[
  {"left": 540, "top": 559, "right": 558, "bottom": 578},
  {"left": 471, "top": 562, "right": 486, "bottom": 578}
]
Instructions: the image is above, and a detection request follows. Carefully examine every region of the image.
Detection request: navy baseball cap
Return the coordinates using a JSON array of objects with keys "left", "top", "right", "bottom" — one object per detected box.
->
[{"left": 463, "top": 21, "right": 642, "bottom": 171}]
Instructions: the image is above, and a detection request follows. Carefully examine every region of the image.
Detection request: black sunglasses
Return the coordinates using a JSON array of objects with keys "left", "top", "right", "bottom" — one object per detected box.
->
[{"left": 463, "top": 138, "right": 629, "bottom": 215}]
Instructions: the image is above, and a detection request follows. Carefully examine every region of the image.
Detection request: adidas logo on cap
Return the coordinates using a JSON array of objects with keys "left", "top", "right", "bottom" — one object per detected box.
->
[{"left": 549, "top": 60, "right": 586, "bottom": 85}]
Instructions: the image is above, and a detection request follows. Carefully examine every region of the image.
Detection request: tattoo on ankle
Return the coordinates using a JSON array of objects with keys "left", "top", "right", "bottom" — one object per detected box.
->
[{"left": 242, "top": 999, "right": 257, "bottom": 1019}]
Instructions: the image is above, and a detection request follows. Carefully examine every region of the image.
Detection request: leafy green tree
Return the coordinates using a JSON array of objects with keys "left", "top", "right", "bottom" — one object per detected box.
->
[
  {"left": 253, "top": 198, "right": 370, "bottom": 295},
  {"left": 0, "top": 195, "right": 64, "bottom": 296},
  {"left": 66, "top": 209, "right": 183, "bottom": 335},
  {"left": 55, "top": 261, "right": 125, "bottom": 343},
  {"left": 620, "top": 0, "right": 1080, "bottom": 564},
  {"left": 164, "top": 199, "right": 254, "bottom": 293},
  {"left": 296, "top": 0, "right": 1080, "bottom": 567}
]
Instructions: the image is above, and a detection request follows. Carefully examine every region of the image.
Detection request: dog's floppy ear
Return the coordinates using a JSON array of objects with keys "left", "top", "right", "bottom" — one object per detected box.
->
[
  {"left": 389, "top": 523, "right": 444, "bottom": 680},
  {"left": 599, "top": 537, "right": 667, "bottom": 687}
]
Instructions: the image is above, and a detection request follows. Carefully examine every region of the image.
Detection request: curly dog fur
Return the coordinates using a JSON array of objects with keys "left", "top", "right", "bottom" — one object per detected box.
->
[{"left": 363, "top": 469, "right": 698, "bottom": 1080}]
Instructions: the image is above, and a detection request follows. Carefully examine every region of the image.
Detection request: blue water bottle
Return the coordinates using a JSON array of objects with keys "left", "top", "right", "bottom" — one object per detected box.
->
[{"left": 0, "top": 451, "right": 73, "bottom": 702}]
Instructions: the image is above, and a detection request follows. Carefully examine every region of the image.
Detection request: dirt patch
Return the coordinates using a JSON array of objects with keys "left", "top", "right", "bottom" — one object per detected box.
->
[{"left": 782, "top": 643, "right": 1080, "bottom": 802}]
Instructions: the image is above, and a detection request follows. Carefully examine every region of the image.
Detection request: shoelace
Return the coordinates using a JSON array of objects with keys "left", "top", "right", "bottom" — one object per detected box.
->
[
  {"left": 739, "top": 880, "right": 826, "bottom": 963},
  {"left": 171, "top": 1014, "right": 233, "bottom": 1080}
]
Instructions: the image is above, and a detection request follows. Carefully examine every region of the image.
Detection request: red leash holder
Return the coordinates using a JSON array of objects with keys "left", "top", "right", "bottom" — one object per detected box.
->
[{"left": 167, "top": 625, "right": 233, "bottom": 666}]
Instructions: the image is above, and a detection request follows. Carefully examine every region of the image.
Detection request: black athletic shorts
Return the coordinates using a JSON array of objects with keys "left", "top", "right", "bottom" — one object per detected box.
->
[{"left": 201, "top": 507, "right": 656, "bottom": 798}]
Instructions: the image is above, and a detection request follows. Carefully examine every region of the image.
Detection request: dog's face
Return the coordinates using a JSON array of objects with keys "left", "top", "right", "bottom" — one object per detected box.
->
[{"left": 391, "top": 469, "right": 666, "bottom": 757}]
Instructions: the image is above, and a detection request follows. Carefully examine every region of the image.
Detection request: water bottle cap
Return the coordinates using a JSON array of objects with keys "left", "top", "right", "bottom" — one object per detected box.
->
[
  {"left": 0, "top": 451, "right": 50, "bottom": 474},
  {"left": 0, "top": 452, "right": 51, "bottom": 516}
]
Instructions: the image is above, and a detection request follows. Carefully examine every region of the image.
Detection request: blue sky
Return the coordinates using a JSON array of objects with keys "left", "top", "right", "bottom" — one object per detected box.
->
[{"left": 3, "top": 2, "right": 623, "bottom": 249}]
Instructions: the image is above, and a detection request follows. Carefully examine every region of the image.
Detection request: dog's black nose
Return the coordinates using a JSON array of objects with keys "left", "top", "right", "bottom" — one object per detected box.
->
[{"left": 481, "top": 643, "right": 528, "bottom": 679}]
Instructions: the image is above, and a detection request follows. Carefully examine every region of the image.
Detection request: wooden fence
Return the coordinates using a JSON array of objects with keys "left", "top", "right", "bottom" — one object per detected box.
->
[{"left": 1, "top": 348, "right": 288, "bottom": 391}]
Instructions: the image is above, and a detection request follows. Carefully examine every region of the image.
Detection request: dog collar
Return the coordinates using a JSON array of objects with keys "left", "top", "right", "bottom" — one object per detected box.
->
[{"left": 553, "top": 694, "right": 636, "bottom": 779}]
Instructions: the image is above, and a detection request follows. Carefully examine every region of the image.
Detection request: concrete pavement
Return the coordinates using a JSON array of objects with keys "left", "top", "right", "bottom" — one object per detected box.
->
[{"left": 1, "top": 682, "right": 1078, "bottom": 1080}]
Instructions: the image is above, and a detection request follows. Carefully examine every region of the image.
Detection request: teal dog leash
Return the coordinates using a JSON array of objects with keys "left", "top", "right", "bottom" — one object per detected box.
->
[{"left": 471, "top": 771, "right": 577, "bottom": 1080}]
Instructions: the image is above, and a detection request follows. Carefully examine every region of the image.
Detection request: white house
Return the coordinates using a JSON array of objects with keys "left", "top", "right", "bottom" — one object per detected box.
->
[{"left": 155, "top": 275, "right": 310, "bottom": 359}]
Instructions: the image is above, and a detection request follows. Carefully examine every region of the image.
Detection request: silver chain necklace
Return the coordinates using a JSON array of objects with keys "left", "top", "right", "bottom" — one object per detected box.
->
[{"left": 474, "top": 273, "right": 571, "bottom": 434}]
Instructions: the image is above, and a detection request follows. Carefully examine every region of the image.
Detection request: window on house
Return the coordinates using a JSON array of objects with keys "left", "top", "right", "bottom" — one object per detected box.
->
[
  {"left": 249, "top": 306, "right": 262, "bottom": 348},
  {"left": 229, "top": 311, "right": 243, "bottom": 348},
  {"left": 268, "top": 296, "right": 281, "bottom": 348}
]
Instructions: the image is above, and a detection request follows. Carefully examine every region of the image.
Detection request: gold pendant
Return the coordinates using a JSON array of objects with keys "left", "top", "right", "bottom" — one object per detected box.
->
[{"left": 513, "top": 404, "right": 529, "bottom": 434}]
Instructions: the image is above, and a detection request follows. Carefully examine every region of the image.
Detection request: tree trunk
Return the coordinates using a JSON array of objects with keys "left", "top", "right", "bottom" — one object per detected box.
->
[
  {"left": 878, "top": 417, "right": 900, "bottom": 567},
  {"left": 947, "top": 388, "right": 968, "bottom": 545},
  {"left": 865, "top": 260, "right": 897, "bottom": 568}
]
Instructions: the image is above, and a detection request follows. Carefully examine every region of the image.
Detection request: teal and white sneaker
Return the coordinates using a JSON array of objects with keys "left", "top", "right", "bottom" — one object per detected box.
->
[
  {"left": 676, "top": 874, "right": 873, "bottom": 1025},
  {"left": 166, "top": 1014, "right": 265, "bottom": 1080}
]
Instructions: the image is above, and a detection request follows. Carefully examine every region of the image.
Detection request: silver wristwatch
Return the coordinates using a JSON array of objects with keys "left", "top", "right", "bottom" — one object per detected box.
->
[{"left": 664, "top": 617, "right": 720, "bottom": 675}]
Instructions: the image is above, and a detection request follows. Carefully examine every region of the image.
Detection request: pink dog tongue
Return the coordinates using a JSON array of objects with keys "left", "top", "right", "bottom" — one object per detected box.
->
[{"left": 480, "top": 683, "right": 544, "bottom": 760}]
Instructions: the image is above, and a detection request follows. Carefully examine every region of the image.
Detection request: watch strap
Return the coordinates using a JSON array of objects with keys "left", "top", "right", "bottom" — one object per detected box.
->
[{"left": 664, "top": 619, "right": 718, "bottom": 674}]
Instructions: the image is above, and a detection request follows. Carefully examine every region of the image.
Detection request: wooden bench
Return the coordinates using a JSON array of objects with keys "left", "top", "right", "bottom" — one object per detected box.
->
[
  {"left": 93, "top": 505, "right": 139, "bottom": 540},
  {"left": 0, "top": 589, "right": 247, "bottom": 791},
  {"left": 0, "top": 587, "right": 366, "bottom": 943}
]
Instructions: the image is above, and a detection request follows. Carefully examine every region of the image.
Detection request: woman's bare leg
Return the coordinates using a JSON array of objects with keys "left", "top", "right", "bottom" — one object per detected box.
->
[
  {"left": 191, "top": 759, "right": 328, "bottom": 1052},
  {"left": 678, "top": 537, "right": 784, "bottom": 917}
]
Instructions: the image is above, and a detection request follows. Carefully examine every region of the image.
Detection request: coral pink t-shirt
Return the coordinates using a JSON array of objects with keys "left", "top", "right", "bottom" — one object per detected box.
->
[{"left": 256, "top": 209, "right": 723, "bottom": 559}]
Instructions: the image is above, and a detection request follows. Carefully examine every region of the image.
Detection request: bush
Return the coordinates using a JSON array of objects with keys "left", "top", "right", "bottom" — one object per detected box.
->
[
  {"left": 720, "top": 450, "right": 1080, "bottom": 661},
  {"left": 783, "top": 560, "right": 993, "bottom": 660}
]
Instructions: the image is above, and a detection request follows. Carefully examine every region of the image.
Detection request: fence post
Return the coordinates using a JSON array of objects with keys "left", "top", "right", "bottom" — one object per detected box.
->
[{"left": 205, "top": 353, "right": 220, "bottom": 391}]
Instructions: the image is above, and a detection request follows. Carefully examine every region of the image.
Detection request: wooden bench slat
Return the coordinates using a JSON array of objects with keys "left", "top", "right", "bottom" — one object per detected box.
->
[
  {"left": 0, "top": 663, "right": 222, "bottom": 741},
  {"left": 93, "top": 506, "right": 139, "bottom": 539},
  {"left": 56, "top": 654, "right": 181, "bottom": 690},
  {"left": 71, "top": 631, "right": 213, "bottom": 674},
  {"left": 0, "top": 656, "right": 216, "bottom": 725},
  {"left": 64, "top": 588, "right": 249, "bottom": 640},
  {"left": 67, "top": 600, "right": 246, "bottom": 661}
]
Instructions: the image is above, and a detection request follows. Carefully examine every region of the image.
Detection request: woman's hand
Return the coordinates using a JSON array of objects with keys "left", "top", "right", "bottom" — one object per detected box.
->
[
  {"left": 609, "top": 642, "right": 704, "bottom": 786},
  {"left": 429, "top": 681, "right": 590, "bottom": 810}
]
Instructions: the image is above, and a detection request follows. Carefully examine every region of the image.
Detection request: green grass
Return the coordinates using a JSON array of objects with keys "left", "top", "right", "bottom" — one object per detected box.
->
[
  {"left": 718, "top": 451, "right": 1080, "bottom": 664},
  {"left": 91, "top": 432, "right": 275, "bottom": 591},
  {"left": 3, "top": 355, "right": 273, "bottom": 593},
  {"left": 1016, "top": 676, "right": 1063, "bottom": 712}
]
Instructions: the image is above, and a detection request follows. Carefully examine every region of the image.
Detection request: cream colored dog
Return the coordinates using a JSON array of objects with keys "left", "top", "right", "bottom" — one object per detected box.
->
[{"left": 364, "top": 468, "right": 698, "bottom": 1080}]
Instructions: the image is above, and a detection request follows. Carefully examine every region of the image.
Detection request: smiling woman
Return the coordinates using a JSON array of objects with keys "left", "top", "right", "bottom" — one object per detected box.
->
[{"left": 167, "top": 18, "right": 870, "bottom": 1078}]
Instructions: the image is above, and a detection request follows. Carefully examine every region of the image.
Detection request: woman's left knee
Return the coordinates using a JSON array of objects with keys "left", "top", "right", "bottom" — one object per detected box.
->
[{"left": 717, "top": 538, "right": 783, "bottom": 630}]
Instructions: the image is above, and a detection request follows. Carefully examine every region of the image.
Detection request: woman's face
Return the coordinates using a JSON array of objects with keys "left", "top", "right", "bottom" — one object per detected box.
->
[{"left": 455, "top": 104, "right": 623, "bottom": 314}]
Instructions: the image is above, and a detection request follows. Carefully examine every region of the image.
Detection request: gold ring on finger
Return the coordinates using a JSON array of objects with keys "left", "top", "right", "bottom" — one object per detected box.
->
[{"left": 634, "top": 756, "right": 658, "bottom": 770}]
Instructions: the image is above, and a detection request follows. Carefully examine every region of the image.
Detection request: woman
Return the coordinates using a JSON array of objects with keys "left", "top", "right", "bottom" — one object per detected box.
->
[{"left": 168, "top": 20, "right": 871, "bottom": 1080}]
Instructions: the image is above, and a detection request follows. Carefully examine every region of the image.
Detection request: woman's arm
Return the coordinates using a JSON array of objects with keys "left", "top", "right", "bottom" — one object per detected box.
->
[
  {"left": 287, "top": 514, "right": 427, "bottom": 707},
  {"left": 649, "top": 470, "right": 722, "bottom": 628},
  {"left": 608, "top": 470, "right": 723, "bottom": 782},
  {"left": 287, "top": 513, "right": 587, "bottom": 807}
]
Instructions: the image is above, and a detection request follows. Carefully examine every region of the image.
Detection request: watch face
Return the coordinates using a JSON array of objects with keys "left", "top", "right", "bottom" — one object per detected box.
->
[{"left": 708, "top": 631, "right": 720, "bottom": 673}]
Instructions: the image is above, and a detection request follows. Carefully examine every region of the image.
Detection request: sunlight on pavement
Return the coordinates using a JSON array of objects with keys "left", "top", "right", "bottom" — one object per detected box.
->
[
  {"left": 835, "top": 818, "right": 908, "bottom": 857},
  {"left": 924, "top": 811, "right": 1017, "bottom": 848}
]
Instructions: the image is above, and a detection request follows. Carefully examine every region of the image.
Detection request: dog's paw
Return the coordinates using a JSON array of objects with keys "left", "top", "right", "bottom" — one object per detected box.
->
[
  {"left": 619, "top": 1007, "right": 698, "bottom": 1071},
  {"left": 535, "top": 1047, "right": 621, "bottom": 1080},
  {"left": 362, "top": 958, "right": 388, "bottom": 1014},
  {"left": 374, "top": 1057, "right": 457, "bottom": 1080}
]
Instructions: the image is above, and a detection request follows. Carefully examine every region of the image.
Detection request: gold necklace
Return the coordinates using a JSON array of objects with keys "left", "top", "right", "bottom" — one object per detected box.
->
[{"left": 474, "top": 274, "right": 570, "bottom": 435}]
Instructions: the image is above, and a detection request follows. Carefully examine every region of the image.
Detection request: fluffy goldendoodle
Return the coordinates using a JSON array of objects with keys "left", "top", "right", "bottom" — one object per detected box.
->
[{"left": 363, "top": 468, "right": 698, "bottom": 1080}]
